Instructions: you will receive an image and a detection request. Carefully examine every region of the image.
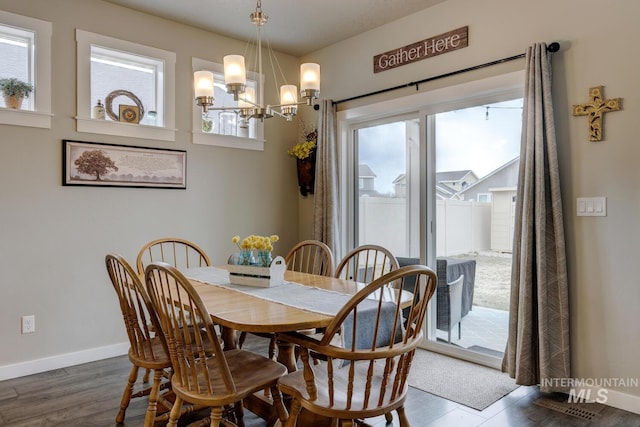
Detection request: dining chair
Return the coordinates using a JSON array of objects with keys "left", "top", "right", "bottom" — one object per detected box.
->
[
  {"left": 334, "top": 244, "right": 399, "bottom": 283},
  {"left": 285, "top": 239, "right": 335, "bottom": 277},
  {"left": 136, "top": 237, "right": 211, "bottom": 275},
  {"left": 239, "top": 239, "right": 335, "bottom": 357},
  {"left": 277, "top": 264, "right": 438, "bottom": 427},
  {"left": 105, "top": 253, "right": 174, "bottom": 427},
  {"left": 144, "top": 261, "right": 289, "bottom": 427}
]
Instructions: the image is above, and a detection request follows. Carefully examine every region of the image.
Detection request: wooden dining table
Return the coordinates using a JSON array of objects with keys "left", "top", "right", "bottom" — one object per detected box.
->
[{"left": 186, "top": 269, "right": 368, "bottom": 371}]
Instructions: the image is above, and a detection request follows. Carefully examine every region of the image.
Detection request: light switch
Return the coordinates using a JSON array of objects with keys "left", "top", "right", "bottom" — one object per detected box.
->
[{"left": 577, "top": 197, "right": 606, "bottom": 216}]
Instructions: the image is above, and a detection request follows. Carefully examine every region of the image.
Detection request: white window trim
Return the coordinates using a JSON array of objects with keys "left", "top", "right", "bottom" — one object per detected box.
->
[
  {"left": 75, "top": 29, "right": 176, "bottom": 141},
  {"left": 191, "top": 57, "right": 265, "bottom": 151},
  {"left": 0, "top": 10, "right": 52, "bottom": 129}
]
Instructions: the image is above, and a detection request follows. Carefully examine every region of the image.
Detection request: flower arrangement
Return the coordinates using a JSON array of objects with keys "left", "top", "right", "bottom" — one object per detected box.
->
[
  {"left": 232, "top": 234, "right": 279, "bottom": 266},
  {"left": 287, "top": 124, "right": 317, "bottom": 160}
]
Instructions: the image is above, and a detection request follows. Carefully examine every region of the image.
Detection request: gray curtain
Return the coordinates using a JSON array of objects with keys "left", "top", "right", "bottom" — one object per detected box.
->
[
  {"left": 313, "top": 99, "right": 341, "bottom": 261},
  {"left": 502, "top": 43, "right": 571, "bottom": 392}
]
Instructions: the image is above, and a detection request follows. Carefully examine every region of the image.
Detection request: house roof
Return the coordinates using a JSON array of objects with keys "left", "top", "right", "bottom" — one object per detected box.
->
[
  {"left": 436, "top": 170, "right": 475, "bottom": 182},
  {"left": 359, "top": 164, "right": 377, "bottom": 178},
  {"left": 457, "top": 157, "right": 519, "bottom": 196}
]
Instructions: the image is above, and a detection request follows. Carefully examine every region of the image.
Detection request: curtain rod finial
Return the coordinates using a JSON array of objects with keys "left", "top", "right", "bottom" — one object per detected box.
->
[{"left": 547, "top": 42, "right": 560, "bottom": 53}]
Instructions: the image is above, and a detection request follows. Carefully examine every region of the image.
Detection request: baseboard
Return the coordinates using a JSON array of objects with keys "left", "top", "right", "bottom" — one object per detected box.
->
[
  {"left": 594, "top": 388, "right": 640, "bottom": 415},
  {"left": 0, "top": 342, "right": 129, "bottom": 381}
]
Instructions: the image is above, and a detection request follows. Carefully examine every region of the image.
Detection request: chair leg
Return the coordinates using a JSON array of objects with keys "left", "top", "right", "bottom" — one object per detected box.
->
[
  {"left": 396, "top": 406, "right": 410, "bottom": 427},
  {"left": 143, "top": 369, "right": 163, "bottom": 427},
  {"left": 385, "top": 412, "right": 393, "bottom": 424},
  {"left": 116, "top": 365, "right": 139, "bottom": 423},
  {"left": 167, "top": 396, "right": 183, "bottom": 427},
  {"left": 209, "top": 406, "right": 225, "bottom": 427},
  {"left": 142, "top": 368, "right": 151, "bottom": 383},
  {"left": 284, "top": 399, "right": 301, "bottom": 427},
  {"left": 270, "top": 385, "right": 289, "bottom": 425}
]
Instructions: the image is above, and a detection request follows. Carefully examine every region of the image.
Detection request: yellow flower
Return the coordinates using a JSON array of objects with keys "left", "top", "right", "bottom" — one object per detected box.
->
[
  {"left": 288, "top": 125, "right": 317, "bottom": 160},
  {"left": 234, "top": 234, "right": 279, "bottom": 251}
]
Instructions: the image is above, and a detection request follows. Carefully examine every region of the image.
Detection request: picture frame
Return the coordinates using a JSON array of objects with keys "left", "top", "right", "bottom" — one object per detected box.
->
[
  {"left": 118, "top": 104, "right": 140, "bottom": 124},
  {"left": 63, "top": 139, "right": 186, "bottom": 189}
]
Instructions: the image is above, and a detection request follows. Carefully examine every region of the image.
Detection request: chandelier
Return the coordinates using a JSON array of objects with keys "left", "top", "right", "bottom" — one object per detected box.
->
[{"left": 193, "top": 0, "right": 320, "bottom": 123}]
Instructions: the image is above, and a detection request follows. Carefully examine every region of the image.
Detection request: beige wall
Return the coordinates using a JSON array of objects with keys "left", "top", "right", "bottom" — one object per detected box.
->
[
  {"left": 0, "top": 0, "right": 303, "bottom": 371},
  {"left": 300, "top": 0, "right": 640, "bottom": 410},
  {"left": 1, "top": 0, "right": 638, "bottom": 413}
]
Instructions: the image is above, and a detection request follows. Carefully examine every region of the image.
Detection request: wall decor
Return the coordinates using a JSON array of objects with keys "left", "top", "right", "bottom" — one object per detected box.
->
[
  {"left": 373, "top": 26, "right": 468, "bottom": 73},
  {"left": 572, "top": 86, "right": 622, "bottom": 142},
  {"left": 63, "top": 139, "right": 186, "bottom": 189},
  {"left": 119, "top": 104, "right": 140, "bottom": 124},
  {"left": 104, "top": 89, "right": 145, "bottom": 121}
]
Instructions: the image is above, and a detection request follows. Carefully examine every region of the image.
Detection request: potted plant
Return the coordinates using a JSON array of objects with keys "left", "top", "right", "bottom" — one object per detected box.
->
[{"left": 0, "top": 77, "right": 34, "bottom": 109}]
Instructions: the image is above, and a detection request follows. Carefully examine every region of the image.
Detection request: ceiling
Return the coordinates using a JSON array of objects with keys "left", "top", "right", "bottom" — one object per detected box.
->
[{"left": 103, "top": 0, "right": 446, "bottom": 56}]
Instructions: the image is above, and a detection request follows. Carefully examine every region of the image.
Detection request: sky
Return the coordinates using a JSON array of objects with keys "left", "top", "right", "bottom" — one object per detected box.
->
[{"left": 357, "top": 99, "right": 523, "bottom": 194}]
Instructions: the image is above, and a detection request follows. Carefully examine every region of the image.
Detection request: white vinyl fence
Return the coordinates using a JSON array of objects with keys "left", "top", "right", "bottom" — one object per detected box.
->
[{"left": 359, "top": 197, "right": 491, "bottom": 257}]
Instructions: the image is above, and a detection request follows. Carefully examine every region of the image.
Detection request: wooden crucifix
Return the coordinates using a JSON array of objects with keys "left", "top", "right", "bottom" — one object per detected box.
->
[{"left": 572, "top": 86, "right": 622, "bottom": 142}]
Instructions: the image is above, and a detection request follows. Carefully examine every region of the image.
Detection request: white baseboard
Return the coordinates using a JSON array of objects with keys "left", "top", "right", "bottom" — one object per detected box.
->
[
  {"left": 0, "top": 342, "right": 129, "bottom": 381},
  {"left": 596, "top": 388, "right": 640, "bottom": 415}
]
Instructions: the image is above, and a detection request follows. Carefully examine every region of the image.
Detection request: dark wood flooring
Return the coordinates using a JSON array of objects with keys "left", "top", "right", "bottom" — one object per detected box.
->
[{"left": 1, "top": 335, "right": 639, "bottom": 426}]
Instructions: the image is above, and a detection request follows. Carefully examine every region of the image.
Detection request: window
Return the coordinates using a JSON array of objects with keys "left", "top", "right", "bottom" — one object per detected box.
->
[
  {"left": 477, "top": 193, "right": 492, "bottom": 203},
  {"left": 192, "top": 57, "right": 264, "bottom": 151},
  {"left": 0, "top": 10, "right": 51, "bottom": 128},
  {"left": 75, "top": 30, "right": 176, "bottom": 141}
]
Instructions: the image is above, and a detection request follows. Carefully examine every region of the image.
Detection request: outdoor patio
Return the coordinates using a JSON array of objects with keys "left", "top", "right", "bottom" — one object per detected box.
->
[{"left": 435, "top": 251, "right": 512, "bottom": 357}]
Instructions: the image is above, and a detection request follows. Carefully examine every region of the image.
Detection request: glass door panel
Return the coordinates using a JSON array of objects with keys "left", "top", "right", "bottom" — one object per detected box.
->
[{"left": 428, "top": 98, "right": 522, "bottom": 359}]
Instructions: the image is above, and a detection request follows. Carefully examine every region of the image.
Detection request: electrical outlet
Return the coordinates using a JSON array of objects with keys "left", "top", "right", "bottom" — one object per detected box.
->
[{"left": 22, "top": 315, "right": 35, "bottom": 334}]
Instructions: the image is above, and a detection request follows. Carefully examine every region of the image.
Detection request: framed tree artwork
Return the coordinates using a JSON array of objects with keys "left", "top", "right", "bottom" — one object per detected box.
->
[{"left": 62, "top": 140, "right": 186, "bottom": 189}]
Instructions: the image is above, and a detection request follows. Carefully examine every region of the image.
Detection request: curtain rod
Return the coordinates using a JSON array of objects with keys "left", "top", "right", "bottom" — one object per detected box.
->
[{"left": 331, "top": 42, "right": 560, "bottom": 106}]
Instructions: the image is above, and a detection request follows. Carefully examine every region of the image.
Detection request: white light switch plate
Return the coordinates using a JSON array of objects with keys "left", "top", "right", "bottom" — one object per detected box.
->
[{"left": 577, "top": 197, "right": 606, "bottom": 216}]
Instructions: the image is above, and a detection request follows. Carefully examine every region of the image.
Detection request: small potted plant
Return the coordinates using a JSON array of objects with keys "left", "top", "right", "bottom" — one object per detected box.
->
[{"left": 0, "top": 77, "right": 34, "bottom": 109}]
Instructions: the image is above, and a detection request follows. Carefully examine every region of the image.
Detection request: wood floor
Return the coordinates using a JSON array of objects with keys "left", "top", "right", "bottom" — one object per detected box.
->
[{"left": 1, "top": 335, "right": 639, "bottom": 426}]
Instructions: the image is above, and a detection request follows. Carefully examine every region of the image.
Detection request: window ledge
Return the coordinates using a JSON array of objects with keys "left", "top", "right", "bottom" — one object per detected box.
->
[
  {"left": 75, "top": 117, "right": 176, "bottom": 141},
  {"left": 0, "top": 108, "right": 52, "bottom": 129},
  {"left": 192, "top": 132, "right": 265, "bottom": 151}
]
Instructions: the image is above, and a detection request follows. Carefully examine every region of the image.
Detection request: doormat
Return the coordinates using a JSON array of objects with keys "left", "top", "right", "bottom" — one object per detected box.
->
[{"left": 408, "top": 349, "right": 519, "bottom": 411}]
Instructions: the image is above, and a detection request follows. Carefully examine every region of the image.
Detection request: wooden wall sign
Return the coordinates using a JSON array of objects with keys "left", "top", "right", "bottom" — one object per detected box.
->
[
  {"left": 572, "top": 86, "right": 622, "bottom": 142},
  {"left": 373, "top": 26, "right": 468, "bottom": 73}
]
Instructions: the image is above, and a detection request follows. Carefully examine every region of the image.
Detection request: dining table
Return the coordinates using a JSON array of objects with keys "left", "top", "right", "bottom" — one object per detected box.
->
[{"left": 177, "top": 265, "right": 411, "bottom": 426}]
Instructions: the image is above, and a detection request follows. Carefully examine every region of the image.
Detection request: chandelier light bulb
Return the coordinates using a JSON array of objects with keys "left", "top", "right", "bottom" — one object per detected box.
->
[
  {"left": 280, "top": 85, "right": 298, "bottom": 105},
  {"left": 223, "top": 55, "right": 247, "bottom": 85},
  {"left": 194, "top": 70, "right": 214, "bottom": 98},
  {"left": 300, "top": 63, "right": 320, "bottom": 91}
]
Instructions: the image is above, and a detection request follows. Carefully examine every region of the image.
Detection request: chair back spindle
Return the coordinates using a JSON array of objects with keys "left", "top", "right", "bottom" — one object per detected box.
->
[{"left": 136, "top": 237, "right": 211, "bottom": 275}]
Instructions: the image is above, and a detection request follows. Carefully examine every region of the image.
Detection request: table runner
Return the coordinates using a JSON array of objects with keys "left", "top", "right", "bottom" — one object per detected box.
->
[
  {"left": 182, "top": 266, "right": 402, "bottom": 351},
  {"left": 181, "top": 266, "right": 355, "bottom": 317}
]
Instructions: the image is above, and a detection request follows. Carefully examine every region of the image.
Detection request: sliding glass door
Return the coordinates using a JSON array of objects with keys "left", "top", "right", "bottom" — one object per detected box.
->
[{"left": 342, "top": 74, "right": 524, "bottom": 366}]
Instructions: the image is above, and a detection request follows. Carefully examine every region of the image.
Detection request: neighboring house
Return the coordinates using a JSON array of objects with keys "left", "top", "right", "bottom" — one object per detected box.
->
[
  {"left": 436, "top": 170, "right": 478, "bottom": 193},
  {"left": 392, "top": 170, "right": 478, "bottom": 199},
  {"left": 392, "top": 174, "right": 406, "bottom": 198},
  {"left": 359, "top": 164, "right": 377, "bottom": 196},
  {"left": 456, "top": 157, "right": 520, "bottom": 202}
]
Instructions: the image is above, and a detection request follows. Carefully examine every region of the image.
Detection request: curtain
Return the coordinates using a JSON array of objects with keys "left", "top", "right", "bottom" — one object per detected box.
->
[
  {"left": 313, "top": 99, "right": 341, "bottom": 261},
  {"left": 502, "top": 43, "right": 571, "bottom": 392}
]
